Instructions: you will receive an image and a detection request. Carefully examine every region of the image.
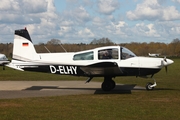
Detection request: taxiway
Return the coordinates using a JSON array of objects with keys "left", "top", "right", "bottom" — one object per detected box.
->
[{"left": 0, "top": 81, "right": 145, "bottom": 99}]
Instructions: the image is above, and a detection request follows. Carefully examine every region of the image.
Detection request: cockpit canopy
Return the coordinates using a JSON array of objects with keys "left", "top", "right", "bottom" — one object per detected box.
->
[{"left": 73, "top": 46, "right": 136, "bottom": 61}]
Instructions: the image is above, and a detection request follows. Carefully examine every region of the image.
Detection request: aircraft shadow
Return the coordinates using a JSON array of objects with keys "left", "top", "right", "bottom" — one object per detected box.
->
[
  {"left": 24, "top": 86, "right": 60, "bottom": 90},
  {"left": 95, "top": 84, "right": 145, "bottom": 94},
  {"left": 23, "top": 84, "right": 146, "bottom": 94}
]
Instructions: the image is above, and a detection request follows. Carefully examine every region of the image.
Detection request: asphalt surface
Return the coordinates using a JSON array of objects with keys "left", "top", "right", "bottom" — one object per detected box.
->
[{"left": 0, "top": 81, "right": 145, "bottom": 99}]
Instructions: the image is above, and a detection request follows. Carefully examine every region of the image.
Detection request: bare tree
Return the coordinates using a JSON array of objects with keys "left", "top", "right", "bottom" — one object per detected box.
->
[
  {"left": 47, "top": 39, "right": 61, "bottom": 45},
  {"left": 90, "top": 38, "right": 114, "bottom": 45}
]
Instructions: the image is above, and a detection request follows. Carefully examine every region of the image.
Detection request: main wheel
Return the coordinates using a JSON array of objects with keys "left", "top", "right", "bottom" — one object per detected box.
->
[
  {"left": 111, "top": 80, "right": 116, "bottom": 90},
  {"left": 101, "top": 80, "right": 116, "bottom": 91},
  {"left": 146, "top": 82, "right": 154, "bottom": 91}
]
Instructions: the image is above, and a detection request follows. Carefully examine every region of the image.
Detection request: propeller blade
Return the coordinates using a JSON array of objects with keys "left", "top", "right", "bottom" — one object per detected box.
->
[
  {"left": 165, "top": 66, "right": 167, "bottom": 73},
  {"left": 164, "top": 56, "right": 167, "bottom": 62},
  {"left": 162, "top": 57, "right": 167, "bottom": 73}
]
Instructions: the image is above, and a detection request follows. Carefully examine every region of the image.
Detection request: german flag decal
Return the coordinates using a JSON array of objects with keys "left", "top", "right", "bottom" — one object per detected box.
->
[{"left": 22, "top": 43, "right": 29, "bottom": 46}]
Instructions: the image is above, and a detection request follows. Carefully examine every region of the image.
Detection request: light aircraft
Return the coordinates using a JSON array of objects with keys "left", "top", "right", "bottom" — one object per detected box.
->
[
  {"left": 149, "top": 53, "right": 160, "bottom": 57},
  {"left": 7, "top": 28, "right": 174, "bottom": 91},
  {"left": 0, "top": 54, "right": 9, "bottom": 70}
]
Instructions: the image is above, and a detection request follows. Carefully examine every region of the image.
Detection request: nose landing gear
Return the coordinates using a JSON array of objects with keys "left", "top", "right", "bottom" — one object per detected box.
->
[{"left": 146, "top": 78, "right": 157, "bottom": 91}]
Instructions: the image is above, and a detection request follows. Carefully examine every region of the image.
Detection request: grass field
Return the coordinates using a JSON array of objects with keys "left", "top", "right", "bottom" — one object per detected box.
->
[{"left": 0, "top": 58, "right": 180, "bottom": 120}]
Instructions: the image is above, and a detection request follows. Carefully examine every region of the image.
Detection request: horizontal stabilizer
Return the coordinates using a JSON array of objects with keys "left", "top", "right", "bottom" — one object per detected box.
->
[{"left": 6, "top": 63, "right": 24, "bottom": 71}]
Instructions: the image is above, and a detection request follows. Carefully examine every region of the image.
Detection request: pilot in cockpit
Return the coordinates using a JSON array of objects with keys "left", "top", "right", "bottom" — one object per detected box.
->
[{"left": 102, "top": 51, "right": 112, "bottom": 59}]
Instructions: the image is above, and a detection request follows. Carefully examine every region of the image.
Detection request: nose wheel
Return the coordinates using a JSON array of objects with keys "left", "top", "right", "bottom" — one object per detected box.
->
[
  {"left": 146, "top": 78, "right": 157, "bottom": 91},
  {"left": 146, "top": 82, "right": 154, "bottom": 90}
]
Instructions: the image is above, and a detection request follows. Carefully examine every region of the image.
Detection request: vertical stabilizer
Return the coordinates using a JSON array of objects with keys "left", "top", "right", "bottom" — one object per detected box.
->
[{"left": 13, "top": 28, "right": 39, "bottom": 61}]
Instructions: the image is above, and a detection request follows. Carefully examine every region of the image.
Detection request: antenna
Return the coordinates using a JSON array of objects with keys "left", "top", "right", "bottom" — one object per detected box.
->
[
  {"left": 58, "top": 40, "right": 67, "bottom": 52},
  {"left": 44, "top": 46, "right": 51, "bottom": 53}
]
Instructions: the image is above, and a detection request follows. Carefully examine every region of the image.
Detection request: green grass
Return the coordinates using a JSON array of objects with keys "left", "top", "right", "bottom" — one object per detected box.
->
[
  {"left": 0, "top": 58, "right": 180, "bottom": 120},
  {"left": 0, "top": 93, "right": 180, "bottom": 120}
]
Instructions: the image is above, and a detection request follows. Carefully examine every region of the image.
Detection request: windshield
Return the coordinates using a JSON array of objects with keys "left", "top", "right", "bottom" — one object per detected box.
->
[{"left": 121, "top": 47, "right": 136, "bottom": 60}]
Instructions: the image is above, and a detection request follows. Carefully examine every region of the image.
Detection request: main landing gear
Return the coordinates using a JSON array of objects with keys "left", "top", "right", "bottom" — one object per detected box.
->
[
  {"left": 101, "top": 77, "right": 116, "bottom": 91},
  {"left": 146, "top": 77, "right": 157, "bottom": 91}
]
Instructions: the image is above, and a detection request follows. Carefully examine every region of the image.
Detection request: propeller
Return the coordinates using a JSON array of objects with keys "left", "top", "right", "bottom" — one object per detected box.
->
[
  {"left": 163, "top": 56, "right": 167, "bottom": 73},
  {"left": 163, "top": 56, "right": 167, "bottom": 62},
  {"left": 165, "top": 66, "right": 167, "bottom": 73}
]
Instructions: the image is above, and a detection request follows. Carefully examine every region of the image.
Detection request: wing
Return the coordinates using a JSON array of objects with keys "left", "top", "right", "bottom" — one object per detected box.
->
[{"left": 80, "top": 62, "right": 123, "bottom": 77}]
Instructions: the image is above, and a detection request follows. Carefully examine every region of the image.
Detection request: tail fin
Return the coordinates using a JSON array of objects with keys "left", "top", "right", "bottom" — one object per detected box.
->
[{"left": 13, "top": 28, "right": 39, "bottom": 61}]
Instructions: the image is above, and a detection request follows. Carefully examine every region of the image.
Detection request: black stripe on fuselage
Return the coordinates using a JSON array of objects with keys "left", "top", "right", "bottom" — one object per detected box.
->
[
  {"left": 20, "top": 65, "right": 161, "bottom": 77},
  {"left": 22, "top": 65, "right": 84, "bottom": 76},
  {"left": 120, "top": 67, "right": 161, "bottom": 76}
]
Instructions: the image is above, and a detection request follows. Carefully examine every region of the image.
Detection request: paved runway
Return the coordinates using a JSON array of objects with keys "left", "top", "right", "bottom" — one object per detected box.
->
[{"left": 0, "top": 81, "right": 145, "bottom": 99}]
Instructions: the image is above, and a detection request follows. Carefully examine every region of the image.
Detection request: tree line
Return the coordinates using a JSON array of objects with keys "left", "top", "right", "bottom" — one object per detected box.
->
[{"left": 1, "top": 38, "right": 180, "bottom": 58}]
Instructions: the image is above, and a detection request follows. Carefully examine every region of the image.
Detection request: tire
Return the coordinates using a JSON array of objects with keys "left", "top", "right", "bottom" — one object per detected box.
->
[
  {"left": 146, "top": 82, "right": 154, "bottom": 91},
  {"left": 101, "top": 80, "right": 116, "bottom": 91},
  {"left": 110, "top": 80, "right": 116, "bottom": 90}
]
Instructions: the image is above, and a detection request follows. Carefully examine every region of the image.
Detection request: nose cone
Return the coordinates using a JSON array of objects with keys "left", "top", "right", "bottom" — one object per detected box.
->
[{"left": 163, "top": 58, "right": 174, "bottom": 66}]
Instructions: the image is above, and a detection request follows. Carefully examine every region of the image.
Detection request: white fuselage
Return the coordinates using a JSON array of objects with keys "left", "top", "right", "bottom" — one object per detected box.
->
[{"left": 10, "top": 46, "right": 173, "bottom": 72}]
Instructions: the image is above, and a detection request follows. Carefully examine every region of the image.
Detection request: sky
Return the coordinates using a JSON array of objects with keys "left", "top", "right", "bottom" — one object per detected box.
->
[{"left": 0, "top": 0, "right": 180, "bottom": 44}]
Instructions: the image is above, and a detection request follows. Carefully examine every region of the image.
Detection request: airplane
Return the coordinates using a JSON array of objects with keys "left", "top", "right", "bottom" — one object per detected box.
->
[
  {"left": 0, "top": 54, "right": 9, "bottom": 70},
  {"left": 149, "top": 53, "right": 160, "bottom": 57},
  {"left": 7, "top": 28, "right": 174, "bottom": 91}
]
